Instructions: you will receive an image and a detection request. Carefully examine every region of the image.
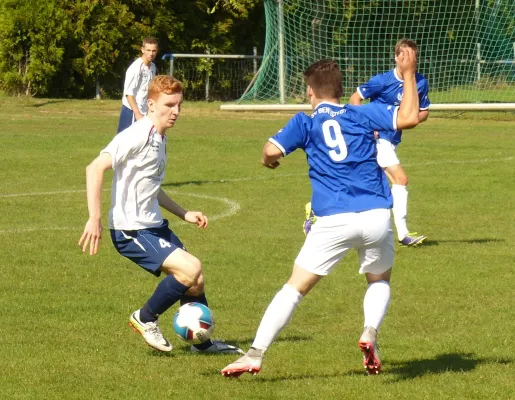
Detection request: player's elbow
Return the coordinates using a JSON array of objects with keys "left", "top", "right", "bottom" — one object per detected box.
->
[
  {"left": 263, "top": 141, "right": 283, "bottom": 158},
  {"left": 397, "top": 114, "right": 420, "bottom": 130},
  {"left": 349, "top": 92, "right": 363, "bottom": 105}
]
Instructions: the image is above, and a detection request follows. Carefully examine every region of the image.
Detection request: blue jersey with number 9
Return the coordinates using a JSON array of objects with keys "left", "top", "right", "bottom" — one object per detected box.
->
[{"left": 269, "top": 102, "right": 397, "bottom": 216}]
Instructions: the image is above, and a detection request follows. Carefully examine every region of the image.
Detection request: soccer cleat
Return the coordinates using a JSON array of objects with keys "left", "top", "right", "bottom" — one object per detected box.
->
[
  {"left": 129, "top": 310, "right": 172, "bottom": 352},
  {"left": 303, "top": 202, "right": 317, "bottom": 235},
  {"left": 221, "top": 348, "right": 263, "bottom": 378},
  {"left": 398, "top": 232, "right": 427, "bottom": 247},
  {"left": 358, "top": 326, "right": 381, "bottom": 375},
  {"left": 191, "top": 340, "right": 244, "bottom": 354}
]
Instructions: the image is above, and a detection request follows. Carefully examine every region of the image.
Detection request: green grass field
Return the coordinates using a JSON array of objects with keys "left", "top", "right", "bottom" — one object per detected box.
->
[{"left": 0, "top": 97, "right": 514, "bottom": 399}]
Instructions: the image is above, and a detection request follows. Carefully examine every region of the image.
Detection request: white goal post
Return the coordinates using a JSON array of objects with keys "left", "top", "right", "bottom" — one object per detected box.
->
[{"left": 220, "top": 103, "right": 515, "bottom": 112}]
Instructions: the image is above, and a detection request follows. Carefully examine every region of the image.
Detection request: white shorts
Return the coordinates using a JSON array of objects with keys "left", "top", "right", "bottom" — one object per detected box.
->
[
  {"left": 295, "top": 208, "right": 394, "bottom": 276},
  {"left": 376, "top": 138, "right": 400, "bottom": 168}
]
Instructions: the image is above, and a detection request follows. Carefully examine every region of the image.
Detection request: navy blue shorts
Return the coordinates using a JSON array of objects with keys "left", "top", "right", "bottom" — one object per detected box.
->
[
  {"left": 117, "top": 105, "right": 136, "bottom": 133},
  {"left": 110, "top": 220, "right": 186, "bottom": 277}
]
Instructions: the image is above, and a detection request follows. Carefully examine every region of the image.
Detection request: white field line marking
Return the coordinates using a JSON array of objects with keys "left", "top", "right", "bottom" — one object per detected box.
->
[
  {"left": 0, "top": 191, "right": 240, "bottom": 234},
  {"left": 1, "top": 155, "right": 513, "bottom": 200},
  {"left": 0, "top": 155, "right": 512, "bottom": 233}
]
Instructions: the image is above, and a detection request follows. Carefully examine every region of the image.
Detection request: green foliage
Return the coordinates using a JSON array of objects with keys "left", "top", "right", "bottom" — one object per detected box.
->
[
  {"left": 0, "top": 0, "right": 70, "bottom": 95},
  {"left": 0, "top": 0, "right": 264, "bottom": 98}
]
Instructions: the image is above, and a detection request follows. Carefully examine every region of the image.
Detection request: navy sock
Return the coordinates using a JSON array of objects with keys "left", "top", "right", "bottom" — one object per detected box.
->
[
  {"left": 139, "top": 302, "right": 158, "bottom": 323},
  {"left": 180, "top": 292, "right": 209, "bottom": 307},
  {"left": 145, "top": 275, "right": 190, "bottom": 318}
]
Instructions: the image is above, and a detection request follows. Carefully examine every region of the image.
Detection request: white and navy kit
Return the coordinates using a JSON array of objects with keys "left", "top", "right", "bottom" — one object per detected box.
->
[
  {"left": 357, "top": 68, "right": 430, "bottom": 145},
  {"left": 117, "top": 58, "right": 156, "bottom": 133},
  {"left": 270, "top": 102, "right": 398, "bottom": 275},
  {"left": 103, "top": 117, "right": 184, "bottom": 275},
  {"left": 122, "top": 58, "right": 156, "bottom": 115}
]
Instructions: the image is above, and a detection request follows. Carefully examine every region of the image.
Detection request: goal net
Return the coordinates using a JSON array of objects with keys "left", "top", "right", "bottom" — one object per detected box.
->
[{"left": 232, "top": 0, "right": 515, "bottom": 109}]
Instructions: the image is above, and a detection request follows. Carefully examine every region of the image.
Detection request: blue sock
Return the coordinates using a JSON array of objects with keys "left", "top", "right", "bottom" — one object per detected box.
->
[
  {"left": 180, "top": 292, "right": 208, "bottom": 307},
  {"left": 142, "top": 275, "right": 189, "bottom": 321}
]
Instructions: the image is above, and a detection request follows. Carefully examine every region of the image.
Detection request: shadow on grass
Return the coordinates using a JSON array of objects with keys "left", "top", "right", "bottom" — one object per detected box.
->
[
  {"left": 384, "top": 352, "right": 512, "bottom": 382},
  {"left": 420, "top": 238, "right": 504, "bottom": 247},
  {"left": 162, "top": 180, "right": 222, "bottom": 188},
  {"left": 31, "top": 100, "right": 67, "bottom": 108},
  {"left": 176, "top": 334, "right": 314, "bottom": 355}
]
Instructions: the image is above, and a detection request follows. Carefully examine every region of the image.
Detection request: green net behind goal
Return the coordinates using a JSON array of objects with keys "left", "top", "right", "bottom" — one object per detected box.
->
[{"left": 240, "top": 0, "right": 515, "bottom": 104}]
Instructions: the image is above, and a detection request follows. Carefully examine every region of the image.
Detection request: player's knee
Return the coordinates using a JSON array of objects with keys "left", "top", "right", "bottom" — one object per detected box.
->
[
  {"left": 186, "top": 274, "right": 205, "bottom": 295},
  {"left": 180, "top": 258, "right": 202, "bottom": 286}
]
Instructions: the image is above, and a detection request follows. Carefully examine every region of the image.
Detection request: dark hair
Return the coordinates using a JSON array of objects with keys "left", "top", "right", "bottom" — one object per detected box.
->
[
  {"left": 303, "top": 60, "right": 343, "bottom": 99},
  {"left": 142, "top": 37, "right": 159, "bottom": 47},
  {"left": 395, "top": 38, "right": 418, "bottom": 58}
]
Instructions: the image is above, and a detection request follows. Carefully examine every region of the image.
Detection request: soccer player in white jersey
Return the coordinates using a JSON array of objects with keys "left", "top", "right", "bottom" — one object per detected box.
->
[
  {"left": 79, "top": 75, "right": 242, "bottom": 355},
  {"left": 116, "top": 37, "right": 158, "bottom": 133},
  {"left": 221, "top": 48, "right": 421, "bottom": 377},
  {"left": 348, "top": 38, "right": 430, "bottom": 247}
]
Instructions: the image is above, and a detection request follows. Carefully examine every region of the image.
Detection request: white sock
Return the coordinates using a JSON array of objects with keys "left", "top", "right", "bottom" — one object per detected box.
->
[
  {"left": 252, "top": 284, "right": 303, "bottom": 351},
  {"left": 391, "top": 184, "right": 409, "bottom": 240},
  {"left": 363, "top": 280, "right": 390, "bottom": 330}
]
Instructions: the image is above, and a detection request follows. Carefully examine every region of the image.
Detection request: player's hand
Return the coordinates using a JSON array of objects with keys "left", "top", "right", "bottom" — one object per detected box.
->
[
  {"left": 185, "top": 211, "right": 208, "bottom": 229},
  {"left": 135, "top": 112, "right": 144, "bottom": 120},
  {"left": 374, "top": 131, "right": 379, "bottom": 139},
  {"left": 261, "top": 159, "right": 280, "bottom": 169},
  {"left": 78, "top": 218, "right": 103, "bottom": 255},
  {"left": 396, "top": 47, "right": 417, "bottom": 75}
]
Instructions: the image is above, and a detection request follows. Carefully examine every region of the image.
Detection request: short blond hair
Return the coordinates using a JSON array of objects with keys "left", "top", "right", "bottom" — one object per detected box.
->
[
  {"left": 148, "top": 75, "right": 184, "bottom": 99},
  {"left": 394, "top": 38, "right": 418, "bottom": 58}
]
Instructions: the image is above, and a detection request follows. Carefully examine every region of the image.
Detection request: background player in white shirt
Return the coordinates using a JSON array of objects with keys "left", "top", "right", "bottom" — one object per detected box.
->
[
  {"left": 348, "top": 38, "right": 430, "bottom": 246},
  {"left": 79, "top": 75, "right": 242, "bottom": 355},
  {"left": 221, "top": 48, "right": 421, "bottom": 378},
  {"left": 116, "top": 37, "right": 158, "bottom": 133}
]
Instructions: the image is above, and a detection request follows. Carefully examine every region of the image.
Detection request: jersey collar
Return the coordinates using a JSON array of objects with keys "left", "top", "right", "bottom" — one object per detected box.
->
[
  {"left": 393, "top": 68, "right": 404, "bottom": 82},
  {"left": 316, "top": 101, "right": 343, "bottom": 108}
]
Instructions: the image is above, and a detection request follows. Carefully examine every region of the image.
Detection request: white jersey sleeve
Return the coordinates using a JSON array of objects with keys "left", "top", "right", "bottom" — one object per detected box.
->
[{"left": 101, "top": 118, "right": 153, "bottom": 168}]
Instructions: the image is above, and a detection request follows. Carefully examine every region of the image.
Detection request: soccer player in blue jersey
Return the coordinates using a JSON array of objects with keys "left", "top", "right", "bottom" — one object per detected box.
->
[
  {"left": 79, "top": 75, "right": 242, "bottom": 355},
  {"left": 348, "top": 38, "right": 430, "bottom": 246},
  {"left": 221, "top": 47, "right": 421, "bottom": 377}
]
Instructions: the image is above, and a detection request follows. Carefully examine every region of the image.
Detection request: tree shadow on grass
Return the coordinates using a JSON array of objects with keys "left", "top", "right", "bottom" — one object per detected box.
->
[
  {"left": 31, "top": 100, "right": 67, "bottom": 108},
  {"left": 420, "top": 238, "right": 504, "bottom": 247}
]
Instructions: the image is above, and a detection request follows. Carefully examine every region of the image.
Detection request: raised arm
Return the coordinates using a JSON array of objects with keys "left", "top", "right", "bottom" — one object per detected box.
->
[
  {"left": 79, "top": 152, "right": 113, "bottom": 255},
  {"left": 396, "top": 47, "right": 420, "bottom": 130}
]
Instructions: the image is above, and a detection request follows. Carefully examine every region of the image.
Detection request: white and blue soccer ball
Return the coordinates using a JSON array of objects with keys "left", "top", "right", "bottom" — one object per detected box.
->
[{"left": 173, "top": 302, "right": 215, "bottom": 344}]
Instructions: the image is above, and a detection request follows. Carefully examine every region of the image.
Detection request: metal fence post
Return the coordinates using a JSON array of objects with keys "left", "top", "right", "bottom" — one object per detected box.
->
[{"left": 205, "top": 50, "right": 210, "bottom": 101}]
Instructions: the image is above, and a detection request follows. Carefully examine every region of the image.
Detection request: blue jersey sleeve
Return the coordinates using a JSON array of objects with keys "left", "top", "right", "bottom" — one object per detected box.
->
[
  {"left": 419, "top": 78, "right": 431, "bottom": 110},
  {"left": 269, "top": 113, "right": 308, "bottom": 155},
  {"left": 357, "top": 74, "right": 384, "bottom": 100},
  {"left": 348, "top": 103, "right": 398, "bottom": 132}
]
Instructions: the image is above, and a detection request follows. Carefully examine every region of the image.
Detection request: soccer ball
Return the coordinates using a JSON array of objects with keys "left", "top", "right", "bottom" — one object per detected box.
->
[{"left": 173, "top": 302, "right": 215, "bottom": 344}]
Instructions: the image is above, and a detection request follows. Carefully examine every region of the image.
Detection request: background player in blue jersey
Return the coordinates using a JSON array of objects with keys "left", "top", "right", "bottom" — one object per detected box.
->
[
  {"left": 349, "top": 38, "right": 430, "bottom": 246},
  {"left": 79, "top": 75, "right": 242, "bottom": 355},
  {"left": 221, "top": 47, "right": 421, "bottom": 378}
]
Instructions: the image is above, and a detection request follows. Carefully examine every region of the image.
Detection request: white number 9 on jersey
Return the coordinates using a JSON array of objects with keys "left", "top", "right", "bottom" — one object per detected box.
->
[{"left": 322, "top": 120, "right": 348, "bottom": 162}]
